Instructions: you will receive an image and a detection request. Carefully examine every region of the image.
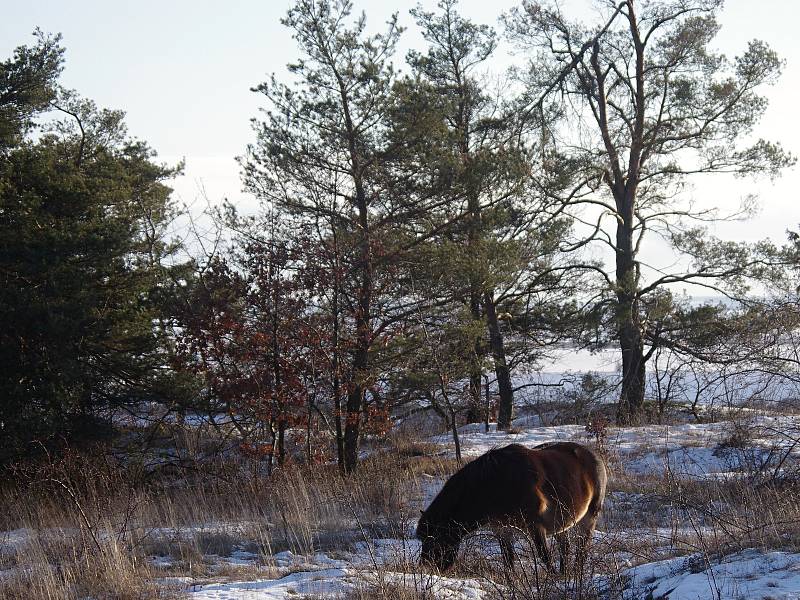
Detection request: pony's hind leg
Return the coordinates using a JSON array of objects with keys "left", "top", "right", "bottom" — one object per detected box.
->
[{"left": 574, "top": 510, "right": 599, "bottom": 573}]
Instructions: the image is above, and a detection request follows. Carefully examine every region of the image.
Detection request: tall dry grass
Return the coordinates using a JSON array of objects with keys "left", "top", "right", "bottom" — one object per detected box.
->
[{"left": 0, "top": 439, "right": 455, "bottom": 599}]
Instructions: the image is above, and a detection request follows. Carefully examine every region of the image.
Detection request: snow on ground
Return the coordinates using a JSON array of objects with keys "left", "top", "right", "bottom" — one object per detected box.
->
[
  {"left": 188, "top": 567, "right": 351, "bottom": 600},
  {"left": 0, "top": 528, "right": 34, "bottom": 555},
  {"left": 623, "top": 549, "right": 800, "bottom": 600},
  {"left": 184, "top": 544, "right": 800, "bottom": 600},
  {"left": 186, "top": 546, "right": 487, "bottom": 600},
  {"left": 4, "top": 409, "right": 799, "bottom": 598},
  {"left": 189, "top": 567, "right": 488, "bottom": 600}
]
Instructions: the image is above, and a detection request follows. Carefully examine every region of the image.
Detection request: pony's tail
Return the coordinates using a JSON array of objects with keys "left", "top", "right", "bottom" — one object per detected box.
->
[{"left": 586, "top": 447, "right": 608, "bottom": 514}]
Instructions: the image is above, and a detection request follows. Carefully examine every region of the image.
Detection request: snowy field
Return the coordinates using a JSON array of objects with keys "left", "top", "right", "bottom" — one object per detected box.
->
[{"left": 169, "top": 411, "right": 800, "bottom": 599}]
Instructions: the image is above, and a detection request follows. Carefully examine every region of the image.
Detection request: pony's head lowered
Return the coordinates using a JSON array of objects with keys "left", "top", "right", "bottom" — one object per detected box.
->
[
  {"left": 416, "top": 451, "right": 490, "bottom": 571},
  {"left": 416, "top": 509, "right": 460, "bottom": 572}
]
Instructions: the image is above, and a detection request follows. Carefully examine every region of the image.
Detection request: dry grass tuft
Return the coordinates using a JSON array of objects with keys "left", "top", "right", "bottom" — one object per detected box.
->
[{"left": 0, "top": 529, "right": 179, "bottom": 599}]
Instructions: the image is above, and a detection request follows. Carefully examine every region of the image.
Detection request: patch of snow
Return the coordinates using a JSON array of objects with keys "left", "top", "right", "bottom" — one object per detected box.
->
[
  {"left": 624, "top": 549, "right": 800, "bottom": 599},
  {"left": 0, "top": 528, "right": 33, "bottom": 555},
  {"left": 188, "top": 567, "right": 351, "bottom": 599},
  {"left": 436, "top": 423, "right": 586, "bottom": 457},
  {"left": 351, "top": 537, "right": 421, "bottom": 566},
  {"left": 215, "top": 549, "right": 263, "bottom": 567},
  {"left": 379, "top": 570, "right": 485, "bottom": 599}
]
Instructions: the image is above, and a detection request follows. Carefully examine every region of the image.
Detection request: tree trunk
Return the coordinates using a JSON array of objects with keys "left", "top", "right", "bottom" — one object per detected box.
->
[
  {"left": 343, "top": 360, "right": 365, "bottom": 473},
  {"left": 267, "top": 427, "right": 276, "bottom": 476},
  {"left": 330, "top": 229, "right": 346, "bottom": 471},
  {"left": 615, "top": 197, "right": 646, "bottom": 424},
  {"left": 344, "top": 272, "right": 370, "bottom": 473},
  {"left": 484, "top": 375, "right": 491, "bottom": 433},
  {"left": 450, "top": 407, "right": 462, "bottom": 464},
  {"left": 342, "top": 307, "right": 370, "bottom": 473},
  {"left": 343, "top": 180, "right": 371, "bottom": 474},
  {"left": 337, "top": 72, "right": 373, "bottom": 474},
  {"left": 332, "top": 271, "right": 345, "bottom": 471},
  {"left": 465, "top": 156, "right": 484, "bottom": 424},
  {"left": 271, "top": 274, "right": 286, "bottom": 466},
  {"left": 277, "top": 420, "right": 286, "bottom": 465},
  {"left": 466, "top": 290, "right": 483, "bottom": 423},
  {"left": 306, "top": 403, "right": 313, "bottom": 464},
  {"left": 333, "top": 361, "right": 345, "bottom": 470},
  {"left": 485, "top": 291, "right": 515, "bottom": 430},
  {"left": 617, "top": 308, "right": 646, "bottom": 424}
]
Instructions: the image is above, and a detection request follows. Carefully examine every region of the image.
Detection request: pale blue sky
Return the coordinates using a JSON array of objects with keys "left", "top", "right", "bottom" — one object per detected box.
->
[{"left": 3, "top": 1, "right": 798, "bottom": 259}]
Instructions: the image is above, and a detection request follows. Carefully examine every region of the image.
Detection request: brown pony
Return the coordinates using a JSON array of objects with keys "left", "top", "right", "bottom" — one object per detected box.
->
[{"left": 416, "top": 442, "right": 606, "bottom": 573}]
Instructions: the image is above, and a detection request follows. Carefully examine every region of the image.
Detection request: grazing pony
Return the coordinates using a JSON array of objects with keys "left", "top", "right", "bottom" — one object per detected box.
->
[{"left": 417, "top": 442, "right": 606, "bottom": 573}]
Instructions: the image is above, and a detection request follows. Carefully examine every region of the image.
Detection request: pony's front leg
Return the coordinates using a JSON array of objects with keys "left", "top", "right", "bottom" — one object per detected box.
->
[
  {"left": 555, "top": 530, "right": 570, "bottom": 576},
  {"left": 494, "top": 527, "right": 516, "bottom": 569},
  {"left": 530, "top": 524, "right": 557, "bottom": 574}
]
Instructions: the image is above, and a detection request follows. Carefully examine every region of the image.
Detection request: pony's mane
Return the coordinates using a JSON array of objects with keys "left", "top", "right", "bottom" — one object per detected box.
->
[{"left": 422, "top": 444, "right": 528, "bottom": 524}]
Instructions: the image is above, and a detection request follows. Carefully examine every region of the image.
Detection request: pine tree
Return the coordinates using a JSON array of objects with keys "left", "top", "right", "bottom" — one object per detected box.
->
[{"left": 0, "top": 36, "right": 191, "bottom": 462}]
